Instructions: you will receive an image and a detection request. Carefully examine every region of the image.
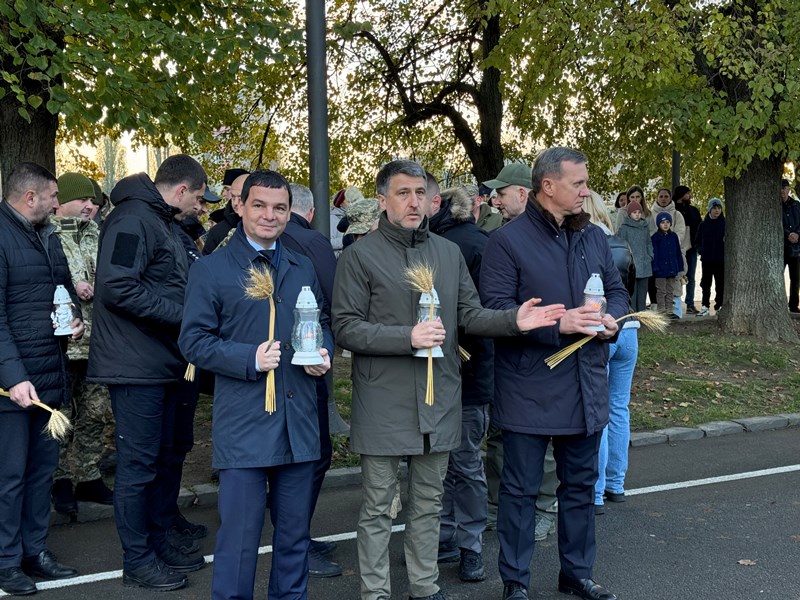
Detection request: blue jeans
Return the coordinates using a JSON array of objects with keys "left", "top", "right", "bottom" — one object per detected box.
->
[
  {"left": 595, "top": 327, "right": 638, "bottom": 504},
  {"left": 684, "top": 248, "right": 698, "bottom": 307}
]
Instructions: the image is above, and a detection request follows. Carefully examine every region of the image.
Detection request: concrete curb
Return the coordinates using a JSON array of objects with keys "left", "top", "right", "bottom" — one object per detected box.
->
[{"left": 52, "top": 413, "right": 800, "bottom": 525}]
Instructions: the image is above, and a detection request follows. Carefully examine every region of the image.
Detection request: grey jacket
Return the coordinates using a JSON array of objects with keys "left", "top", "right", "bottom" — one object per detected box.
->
[
  {"left": 332, "top": 212, "right": 519, "bottom": 455},
  {"left": 617, "top": 215, "right": 654, "bottom": 279}
]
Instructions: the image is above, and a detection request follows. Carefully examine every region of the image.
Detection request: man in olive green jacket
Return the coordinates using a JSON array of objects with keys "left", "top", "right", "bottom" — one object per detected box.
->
[{"left": 332, "top": 160, "right": 564, "bottom": 600}]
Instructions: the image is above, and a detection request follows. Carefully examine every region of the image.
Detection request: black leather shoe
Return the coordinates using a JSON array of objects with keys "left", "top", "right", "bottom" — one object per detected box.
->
[
  {"left": 122, "top": 559, "right": 187, "bottom": 591},
  {"left": 156, "top": 543, "right": 205, "bottom": 573},
  {"left": 604, "top": 490, "right": 625, "bottom": 503},
  {"left": 558, "top": 572, "right": 616, "bottom": 600},
  {"left": 503, "top": 582, "right": 529, "bottom": 599},
  {"left": 308, "top": 549, "right": 342, "bottom": 578},
  {"left": 21, "top": 550, "right": 77, "bottom": 580},
  {"left": 0, "top": 567, "right": 36, "bottom": 595},
  {"left": 309, "top": 538, "right": 337, "bottom": 556},
  {"left": 74, "top": 478, "right": 114, "bottom": 505},
  {"left": 51, "top": 479, "right": 78, "bottom": 516}
]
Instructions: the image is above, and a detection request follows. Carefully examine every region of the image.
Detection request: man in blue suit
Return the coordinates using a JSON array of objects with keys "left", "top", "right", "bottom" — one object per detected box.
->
[{"left": 179, "top": 170, "right": 334, "bottom": 600}]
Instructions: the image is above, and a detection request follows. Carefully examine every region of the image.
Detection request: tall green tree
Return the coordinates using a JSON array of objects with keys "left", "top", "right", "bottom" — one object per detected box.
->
[
  {"left": 0, "top": 0, "right": 300, "bottom": 184},
  {"left": 571, "top": 0, "right": 800, "bottom": 340}
]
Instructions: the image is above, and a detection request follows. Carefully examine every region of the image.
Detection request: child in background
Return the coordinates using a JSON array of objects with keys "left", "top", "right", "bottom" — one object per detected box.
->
[
  {"left": 616, "top": 200, "right": 653, "bottom": 311},
  {"left": 651, "top": 212, "right": 684, "bottom": 316},
  {"left": 695, "top": 198, "right": 726, "bottom": 316}
]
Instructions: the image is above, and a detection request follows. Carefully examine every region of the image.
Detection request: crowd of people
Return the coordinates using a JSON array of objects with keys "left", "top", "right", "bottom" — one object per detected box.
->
[{"left": 0, "top": 147, "right": 795, "bottom": 600}]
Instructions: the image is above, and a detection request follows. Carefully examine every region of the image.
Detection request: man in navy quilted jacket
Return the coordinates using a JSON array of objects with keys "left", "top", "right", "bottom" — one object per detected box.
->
[{"left": 0, "top": 163, "right": 84, "bottom": 595}]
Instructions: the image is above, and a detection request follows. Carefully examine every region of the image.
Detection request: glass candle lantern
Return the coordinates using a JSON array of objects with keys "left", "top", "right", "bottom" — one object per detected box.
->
[
  {"left": 290, "top": 286, "right": 324, "bottom": 365},
  {"left": 583, "top": 273, "right": 607, "bottom": 332},
  {"left": 414, "top": 288, "right": 445, "bottom": 358},
  {"left": 51, "top": 284, "right": 77, "bottom": 336}
]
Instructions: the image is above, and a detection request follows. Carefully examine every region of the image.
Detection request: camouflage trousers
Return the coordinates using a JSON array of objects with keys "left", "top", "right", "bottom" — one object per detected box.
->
[{"left": 54, "top": 360, "right": 115, "bottom": 483}]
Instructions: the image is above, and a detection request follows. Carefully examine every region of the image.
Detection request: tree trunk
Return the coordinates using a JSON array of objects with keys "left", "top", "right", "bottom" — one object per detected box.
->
[
  {"left": 719, "top": 156, "right": 797, "bottom": 341},
  {"left": 0, "top": 96, "right": 58, "bottom": 187},
  {"left": 473, "top": 14, "right": 505, "bottom": 183}
]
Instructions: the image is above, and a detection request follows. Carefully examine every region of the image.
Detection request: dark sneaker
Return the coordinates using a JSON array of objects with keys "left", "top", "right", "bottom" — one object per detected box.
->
[
  {"left": 21, "top": 549, "right": 77, "bottom": 579},
  {"left": 122, "top": 559, "right": 187, "bottom": 591},
  {"left": 156, "top": 543, "right": 205, "bottom": 573},
  {"left": 437, "top": 540, "right": 459, "bottom": 563},
  {"left": 309, "top": 538, "right": 337, "bottom": 556},
  {"left": 173, "top": 512, "right": 207, "bottom": 540},
  {"left": 167, "top": 528, "right": 201, "bottom": 554},
  {"left": 51, "top": 479, "right": 78, "bottom": 515},
  {"left": 308, "top": 549, "right": 342, "bottom": 578},
  {"left": 74, "top": 478, "right": 114, "bottom": 505},
  {"left": 409, "top": 591, "right": 447, "bottom": 600},
  {"left": 458, "top": 549, "right": 485, "bottom": 582},
  {"left": 0, "top": 566, "right": 36, "bottom": 595}
]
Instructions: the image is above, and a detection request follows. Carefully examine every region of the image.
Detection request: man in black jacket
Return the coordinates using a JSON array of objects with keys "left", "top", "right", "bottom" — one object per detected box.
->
[
  {"left": 781, "top": 179, "right": 800, "bottom": 312},
  {"left": 673, "top": 186, "right": 701, "bottom": 313},
  {"left": 203, "top": 170, "right": 249, "bottom": 255},
  {"left": 281, "top": 183, "right": 342, "bottom": 578},
  {"left": 88, "top": 154, "right": 207, "bottom": 591},
  {"left": 427, "top": 182, "right": 494, "bottom": 583},
  {"left": 0, "top": 163, "right": 84, "bottom": 595}
]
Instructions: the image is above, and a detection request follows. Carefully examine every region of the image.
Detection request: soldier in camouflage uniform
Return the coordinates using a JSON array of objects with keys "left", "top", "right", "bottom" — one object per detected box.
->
[{"left": 51, "top": 173, "right": 114, "bottom": 515}]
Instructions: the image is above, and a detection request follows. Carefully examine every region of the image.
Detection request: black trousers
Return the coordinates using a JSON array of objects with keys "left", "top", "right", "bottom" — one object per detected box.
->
[
  {"left": 784, "top": 251, "right": 800, "bottom": 310},
  {"left": 0, "top": 409, "right": 59, "bottom": 568},
  {"left": 700, "top": 260, "right": 724, "bottom": 310},
  {"left": 309, "top": 378, "right": 332, "bottom": 526},
  {"left": 109, "top": 383, "right": 182, "bottom": 569},
  {"left": 162, "top": 377, "right": 200, "bottom": 528}
]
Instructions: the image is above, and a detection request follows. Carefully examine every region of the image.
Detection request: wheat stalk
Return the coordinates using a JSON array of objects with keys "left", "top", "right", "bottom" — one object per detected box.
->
[
  {"left": 244, "top": 264, "right": 277, "bottom": 413},
  {"left": 184, "top": 363, "right": 195, "bottom": 381},
  {"left": 403, "top": 262, "right": 436, "bottom": 406},
  {"left": 0, "top": 389, "right": 72, "bottom": 441},
  {"left": 404, "top": 262, "right": 435, "bottom": 294},
  {"left": 545, "top": 310, "right": 670, "bottom": 369},
  {"left": 458, "top": 345, "right": 471, "bottom": 361}
]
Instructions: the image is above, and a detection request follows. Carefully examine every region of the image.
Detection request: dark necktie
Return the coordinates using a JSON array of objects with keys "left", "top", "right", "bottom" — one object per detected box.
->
[{"left": 258, "top": 249, "right": 275, "bottom": 263}]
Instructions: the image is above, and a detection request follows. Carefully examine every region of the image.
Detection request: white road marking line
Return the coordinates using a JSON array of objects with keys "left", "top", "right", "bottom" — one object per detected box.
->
[
  {"left": 4, "top": 468, "right": 798, "bottom": 596},
  {"left": 625, "top": 464, "right": 800, "bottom": 496}
]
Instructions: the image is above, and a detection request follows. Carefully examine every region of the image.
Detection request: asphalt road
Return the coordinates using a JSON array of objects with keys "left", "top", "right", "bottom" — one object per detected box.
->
[{"left": 11, "top": 427, "right": 800, "bottom": 600}]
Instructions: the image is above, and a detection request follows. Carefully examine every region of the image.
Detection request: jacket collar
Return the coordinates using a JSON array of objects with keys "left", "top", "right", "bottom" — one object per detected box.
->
[
  {"left": 289, "top": 212, "right": 312, "bottom": 230},
  {"left": 110, "top": 173, "right": 180, "bottom": 224},
  {"left": 0, "top": 199, "right": 56, "bottom": 238},
  {"left": 377, "top": 211, "right": 429, "bottom": 248},
  {"left": 525, "top": 195, "right": 590, "bottom": 232}
]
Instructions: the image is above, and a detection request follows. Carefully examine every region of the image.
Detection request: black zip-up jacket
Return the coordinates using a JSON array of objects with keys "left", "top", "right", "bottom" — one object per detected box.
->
[
  {"left": 88, "top": 173, "right": 188, "bottom": 384},
  {"left": 429, "top": 199, "right": 494, "bottom": 407},
  {"left": 203, "top": 201, "right": 240, "bottom": 255},
  {"left": 0, "top": 201, "right": 80, "bottom": 410},
  {"left": 782, "top": 197, "right": 800, "bottom": 258}
]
